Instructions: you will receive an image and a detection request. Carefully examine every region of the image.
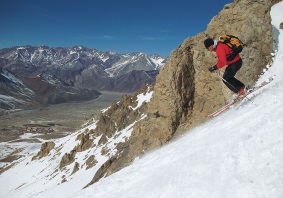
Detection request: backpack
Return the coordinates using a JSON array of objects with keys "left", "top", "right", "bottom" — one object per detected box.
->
[{"left": 218, "top": 34, "right": 244, "bottom": 61}]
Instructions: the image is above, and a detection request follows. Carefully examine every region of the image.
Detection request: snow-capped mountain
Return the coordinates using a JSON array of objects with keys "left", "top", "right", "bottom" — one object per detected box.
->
[
  {"left": 0, "top": 68, "right": 34, "bottom": 110},
  {"left": 0, "top": 68, "right": 34, "bottom": 96},
  {"left": 0, "top": 46, "right": 166, "bottom": 91},
  {"left": 0, "top": 46, "right": 165, "bottom": 112},
  {"left": 0, "top": 68, "right": 101, "bottom": 115},
  {"left": 105, "top": 52, "right": 164, "bottom": 77}
]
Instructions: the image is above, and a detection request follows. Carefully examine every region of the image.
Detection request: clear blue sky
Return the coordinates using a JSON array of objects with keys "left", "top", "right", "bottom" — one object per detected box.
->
[{"left": 0, "top": 0, "right": 232, "bottom": 56}]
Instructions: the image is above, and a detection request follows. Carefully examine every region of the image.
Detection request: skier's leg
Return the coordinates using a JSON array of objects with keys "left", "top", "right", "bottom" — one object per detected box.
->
[{"left": 223, "top": 59, "right": 245, "bottom": 93}]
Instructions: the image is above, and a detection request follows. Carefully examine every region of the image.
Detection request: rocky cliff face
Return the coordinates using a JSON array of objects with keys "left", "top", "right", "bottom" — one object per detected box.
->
[
  {"left": 32, "top": 0, "right": 281, "bottom": 188},
  {"left": 180, "top": 0, "right": 276, "bottom": 127}
]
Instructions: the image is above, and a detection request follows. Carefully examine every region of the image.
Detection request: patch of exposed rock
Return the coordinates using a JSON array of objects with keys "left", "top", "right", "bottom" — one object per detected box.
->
[
  {"left": 71, "top": 162, "right": 80, "bottom": 175},
  {"left": 32, "top": 141, "right": 55, "bottom": 160},
  {"left": 85, "top": 155, "right": 117, "bottom": 188},
  {"left": 59, "top": 150, "right": 76, "bottom": 169},
  {"left": 271, "top": 0, "right": 282, "bottom": 5},
  {"left": 90, "top": 84, "right": 151, "bottom": 141},
  {"left": 74, "top": 133, "right": 93, "bottom": 152},
  {"left": 85, "top": 155, "right": 98, "bottom": 170}
]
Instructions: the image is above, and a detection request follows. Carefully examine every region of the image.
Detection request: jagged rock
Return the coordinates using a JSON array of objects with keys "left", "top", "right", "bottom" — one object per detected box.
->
[
  {"left": 101, "top": 146, "right": 110, "bottom": 156},
  {"left": 280, "top": 22, "right": 283, "bottom": 29},
  {"left": 71, "top": 162, "right": 80, "bottom": 175},
  {"left": 98, "top": 134, "right": 108, "bottom": 145},
  {"left": 92, "top": 85, "right": 151, "bottom": 142},
  {"left": 59, "top": 150, "right": 76, "bottom": 169},
  {"left": 32, "top": 141, "right": 55, "bottom": 160},
  {"left": 85, "top": 155, "right": 117, "bottom": 188},
  {"left": 61, "top": 175, "right": 67, "bottom": 183},
  {"left": 271, "top": 0, "right": 282, "bottom": 5},
  {"left": 74, "top": 133, "right": 93, "bottom": 152},
  {"left": 86, "top": 155, "right": 98, "bottom": 170}
]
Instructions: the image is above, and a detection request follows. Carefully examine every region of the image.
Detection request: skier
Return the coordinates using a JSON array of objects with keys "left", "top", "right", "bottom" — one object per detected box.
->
[{"left": 204, "top": 38, "right": 245, "bottom": 97}]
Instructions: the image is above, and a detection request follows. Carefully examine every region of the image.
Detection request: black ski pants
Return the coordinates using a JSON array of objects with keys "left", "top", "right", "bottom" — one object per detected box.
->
[{"left": 222, "top": 58, "right": 245, "bottom": 93}]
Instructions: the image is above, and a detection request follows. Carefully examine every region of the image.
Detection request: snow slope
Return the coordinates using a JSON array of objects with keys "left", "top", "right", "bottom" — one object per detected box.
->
[{"left": 0, "top": 2, "right": 283, "bottom": 198}]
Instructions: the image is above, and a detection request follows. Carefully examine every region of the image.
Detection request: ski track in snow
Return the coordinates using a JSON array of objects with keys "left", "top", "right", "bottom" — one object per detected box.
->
[{"left": 1, "top": 2, "right": 283, "bottom": 198}]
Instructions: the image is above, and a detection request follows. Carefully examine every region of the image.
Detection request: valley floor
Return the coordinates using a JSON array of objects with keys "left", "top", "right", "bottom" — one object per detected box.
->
[{"left": 0, "top": 91, "right": 125, "bottom": 173}]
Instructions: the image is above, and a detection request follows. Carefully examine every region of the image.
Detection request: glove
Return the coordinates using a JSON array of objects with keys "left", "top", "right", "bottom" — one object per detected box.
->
[{"left": 208, "top": 65, "right": 218, "bottom": 73}]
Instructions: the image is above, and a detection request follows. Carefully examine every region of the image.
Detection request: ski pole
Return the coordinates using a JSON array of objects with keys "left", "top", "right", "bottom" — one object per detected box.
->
[{"left": 216, "top": 73, "right": 237, "bottom": 92}]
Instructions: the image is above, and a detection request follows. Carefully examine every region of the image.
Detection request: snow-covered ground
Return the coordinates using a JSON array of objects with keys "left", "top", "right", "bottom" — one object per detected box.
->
[{"left": 1, "top": 2, "right": 283, "bottom": 198}]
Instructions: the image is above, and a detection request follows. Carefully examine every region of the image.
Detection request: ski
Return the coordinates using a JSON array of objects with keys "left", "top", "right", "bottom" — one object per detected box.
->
[{"left": 206, "top": 77, "right": 274, "bottom": 118}]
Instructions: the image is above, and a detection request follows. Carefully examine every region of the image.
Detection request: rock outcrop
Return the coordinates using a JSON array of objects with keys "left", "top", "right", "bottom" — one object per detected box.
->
[
  {"left": 32, "top": 141, "right": 55, "bottom": 160},
  {"left": 181, "top": 0, "right": 275, "bottom": 126},
  {"left": 59, "top": 150, "right": 76, "bottom": 169},
  {"left": 75, "top": 133, "right": 93, "bottom": 152},
  {"left": 271, "top": 0, "right": 282, "bottom": 4}
]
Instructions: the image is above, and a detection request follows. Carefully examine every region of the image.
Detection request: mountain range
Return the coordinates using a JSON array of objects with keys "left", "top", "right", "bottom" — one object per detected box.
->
[{"left": 0, "top": 46, "right": 165, "bottom": 113}]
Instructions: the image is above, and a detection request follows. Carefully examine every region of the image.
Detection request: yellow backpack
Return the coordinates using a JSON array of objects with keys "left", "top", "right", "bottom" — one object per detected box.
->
[{"left": 218, "top": 34, "right": 244, "bottom": 60}]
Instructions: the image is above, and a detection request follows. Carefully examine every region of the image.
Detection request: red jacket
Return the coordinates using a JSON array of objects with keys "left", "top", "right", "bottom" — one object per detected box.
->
[{"left": 214, "top": 43, "right": 241, "bottom": 69}]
